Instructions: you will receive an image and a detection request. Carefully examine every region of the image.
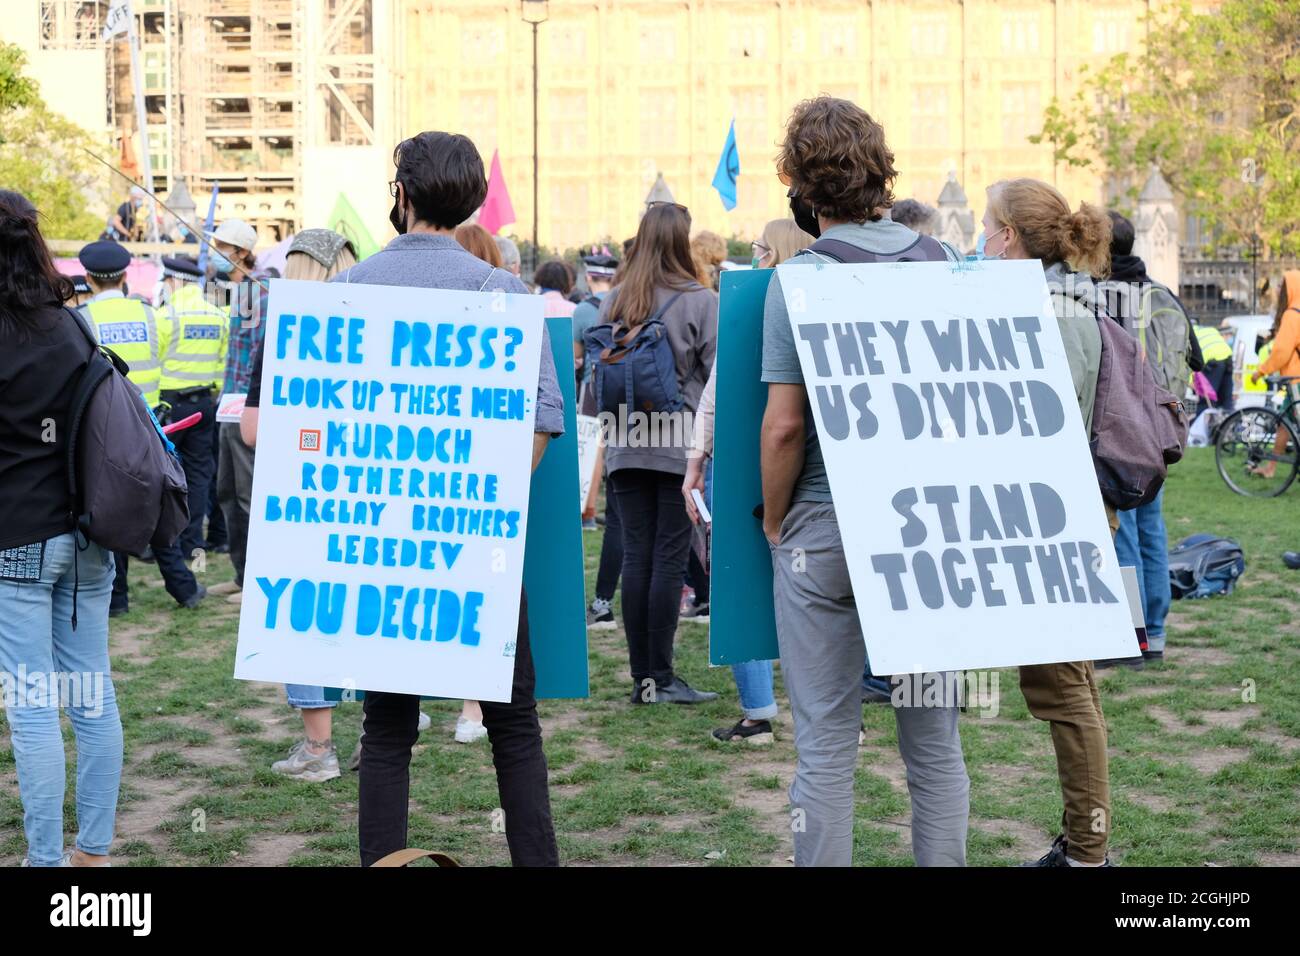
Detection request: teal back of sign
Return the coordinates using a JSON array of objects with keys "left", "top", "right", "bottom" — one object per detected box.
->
[
  {"left": 327, "top": 315, "right": 589, "bottom": 702},
  {"left": 522, "top": 316, "right": 590, "bottom": 697},
  {"left": 710, "top": 270, "right": 779, "bottom": 665}
]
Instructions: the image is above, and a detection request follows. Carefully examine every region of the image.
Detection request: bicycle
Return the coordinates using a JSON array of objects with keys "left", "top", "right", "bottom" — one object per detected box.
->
[{"left": 1214, "top": 375, "right": 1300, "bottom": 497}]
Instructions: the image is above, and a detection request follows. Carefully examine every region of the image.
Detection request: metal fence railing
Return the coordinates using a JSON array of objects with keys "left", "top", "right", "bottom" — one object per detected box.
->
[{"left": 1180, "top": 258, "right": 1299, "bottom": 323}]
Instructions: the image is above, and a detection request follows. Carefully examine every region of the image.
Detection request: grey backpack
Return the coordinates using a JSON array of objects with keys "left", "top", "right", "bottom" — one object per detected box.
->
[
  {"left": 64, "top": 307, "right": 189, "bottom": 558},
  {"left": 1101, "top": 280, "right": 1193, "bottom": 395}
]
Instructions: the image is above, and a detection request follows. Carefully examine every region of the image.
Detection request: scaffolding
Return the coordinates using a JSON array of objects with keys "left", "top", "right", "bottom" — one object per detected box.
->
[
  {"left": 38, "top": 1, "right": 103, "bottom": 49},
  {"left": 179, "top": 0, "right": 303, "bottom": 238},
  {"left": 98, "top": 0, "right": 392, "bottom": 240}
]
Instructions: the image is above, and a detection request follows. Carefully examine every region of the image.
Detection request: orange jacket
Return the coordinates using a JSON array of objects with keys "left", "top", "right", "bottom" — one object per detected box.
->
[{"left": 1258, "top": 270, "right": 1300, "bottom": 380}]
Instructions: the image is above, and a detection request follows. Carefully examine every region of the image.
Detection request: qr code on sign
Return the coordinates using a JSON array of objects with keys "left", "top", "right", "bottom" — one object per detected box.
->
[{"left": 299, "top": 429, "right": 321, "bottom": 451}]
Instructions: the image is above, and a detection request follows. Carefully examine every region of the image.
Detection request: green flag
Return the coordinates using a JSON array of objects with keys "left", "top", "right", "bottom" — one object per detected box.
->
[{"left": 328, "top": 193, "right": 380, "bottom": 260}]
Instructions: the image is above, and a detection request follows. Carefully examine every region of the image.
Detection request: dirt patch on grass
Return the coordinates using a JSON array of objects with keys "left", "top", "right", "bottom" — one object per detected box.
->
[
  {"left": 114, "top": 780, "right": 203, "bottom": 862},
  {"left": 1186, "top": 747, "right": 1251, "bottom": 774},
  {"left": 1172, "top": 646, "right": 1233, "bottom": 667},
  {"left": 1109, "top": 685, "right": 1172, "bottom": 701},
  {"left": 726, "top": 754, "right": 793, "bottom": 865},
  {"left": 971, "top": 817, "right": 1049, "bottom": 858},
  {"left": 109, "top": 622, "right": 162, "bottom": 666},
  {"left": 1148, "top": 705, "right": 1253, "bottom": 735},
  {"left": 237, "top": 831, "right": 314, "bottom": 866},
  {"left": 859, "top": 745, "right": 909, "bottom": 793},
  {"left": 1256, "top": 851, "right": 1300, "bottom": 866},
  {"left": 1125, "top": 791, "right": 1177, "bottom": 813},
  {"left": 1253, "top": 729, "right": 1300, "bottom": 753},
  {"left": 1199, "top": 709, "right": 1254, "bottom": 730}
]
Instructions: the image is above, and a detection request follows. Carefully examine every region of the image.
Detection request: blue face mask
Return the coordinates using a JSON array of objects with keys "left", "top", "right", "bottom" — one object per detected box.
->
[
  {"left": 210, "top": 251, "right": 234, "bottom": 275},
  {"left": 979, "top": 227, "right": 1008, "bottom": 261}
]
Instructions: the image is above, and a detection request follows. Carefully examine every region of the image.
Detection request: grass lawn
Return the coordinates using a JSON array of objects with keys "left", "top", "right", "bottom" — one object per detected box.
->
[{"left": 1, "top": 448, "right": 1297, "bottom": 866}]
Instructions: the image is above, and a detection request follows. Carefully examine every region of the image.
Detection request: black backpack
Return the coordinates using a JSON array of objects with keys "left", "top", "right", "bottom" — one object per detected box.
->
[
  {"left": 64, "top": 307, "right": 189, "bottom": 560},
  {"left": 1168, "top": 534, "right": 1245, "bottom": 600},
  {"left": 584, "top": 291, "right": 686, "bottom": 417}
]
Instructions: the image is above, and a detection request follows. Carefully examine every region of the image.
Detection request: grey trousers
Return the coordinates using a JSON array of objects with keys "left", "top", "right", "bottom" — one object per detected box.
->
[
  {"left": 215, "top": 421, "right": 255, "bottom": 586},
  {"left": 772, "top": 500, "right": 970, "bottom": 867}
]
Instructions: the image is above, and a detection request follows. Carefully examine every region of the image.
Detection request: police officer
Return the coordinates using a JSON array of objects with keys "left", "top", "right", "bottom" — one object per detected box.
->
[
  {"left": 78, "top": 241, "right": 206, "bottom": 615},
  {"left": 158, "top": 254, "right": 228, "bottom": 559},
  {"left": 1194, "top": 322, "right": 1235, "bottom": 416},
  {"left": 79, "top": 240, "right": 167, "bottom": 407},
  {"left": 69, "top": 274, "right": 94, "bottom": 308}
]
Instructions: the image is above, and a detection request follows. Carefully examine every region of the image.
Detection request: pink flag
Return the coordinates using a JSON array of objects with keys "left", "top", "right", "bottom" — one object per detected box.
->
[{"left": 478, "top": 149, "right": 516, "bottom": 236}]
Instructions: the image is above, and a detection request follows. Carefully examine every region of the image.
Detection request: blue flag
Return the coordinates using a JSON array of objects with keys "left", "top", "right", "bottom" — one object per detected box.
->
[
  {"left": 196, "top": 184, "right": 219, "bottom": 288},
  {"left": 712, "top": 119, "right": 740, "bottom": 211}
]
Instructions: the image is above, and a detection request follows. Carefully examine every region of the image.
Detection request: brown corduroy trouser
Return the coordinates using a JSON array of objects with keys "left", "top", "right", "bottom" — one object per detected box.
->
[{"left": 1018, "top": 658, "right": 1110, "bottom": 863}]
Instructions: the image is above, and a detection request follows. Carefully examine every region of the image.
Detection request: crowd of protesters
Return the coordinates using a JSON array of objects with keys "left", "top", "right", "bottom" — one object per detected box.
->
[{"left": 2, "top": 91, "right": 1288, "bottom": 870}]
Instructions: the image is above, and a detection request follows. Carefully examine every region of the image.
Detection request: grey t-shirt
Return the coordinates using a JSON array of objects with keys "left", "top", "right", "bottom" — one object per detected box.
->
[
  {"left": 761, "top": 220, "right": 957, "bottom": 503},
  {"left": 331, "top": 233, "right": 564, "bottom": 435}
]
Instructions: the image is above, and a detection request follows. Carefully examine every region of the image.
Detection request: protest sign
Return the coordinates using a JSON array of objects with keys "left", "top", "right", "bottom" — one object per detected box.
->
[
  {"left": 216, "top": 392, "right": 246, "bottom": 423},
  {"left": 709, "top": 269, "right": 779, "bottom": 666},
  {"left": 323, "top": 315, "right": 589, "bottom": 702},
  {"left": 575, "top": 413, "right": 602, "bottom": 509},
  {"left": 778, "top": 259, "right": 1135, "bottom": 674},
  {"left": 234, "top": 278, "right": 545, "bottom": 702}
]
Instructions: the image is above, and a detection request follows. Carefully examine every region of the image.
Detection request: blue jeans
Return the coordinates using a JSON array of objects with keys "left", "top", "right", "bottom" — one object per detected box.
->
[
  {"left": 1113, "top": 487, "right": 1170, "bottom": 652},
  {"left": 732, "top": 659, "right": 778, "bottom": 720},
  {"left": 0, "top": 533, "right": 122, "bottom": 865},
  {"left": 286, "top": 684, "right": 337, "bottom": 709}
]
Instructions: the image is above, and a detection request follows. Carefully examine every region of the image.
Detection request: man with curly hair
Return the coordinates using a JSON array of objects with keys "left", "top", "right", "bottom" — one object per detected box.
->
[{"left": 760, "top": 96, "right": 970, "bottom": 866}]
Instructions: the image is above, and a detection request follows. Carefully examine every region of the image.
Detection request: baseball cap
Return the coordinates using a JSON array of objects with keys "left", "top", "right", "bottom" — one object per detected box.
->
[{"left": 205, "top": 219, "right": 258, "bottom": 252}]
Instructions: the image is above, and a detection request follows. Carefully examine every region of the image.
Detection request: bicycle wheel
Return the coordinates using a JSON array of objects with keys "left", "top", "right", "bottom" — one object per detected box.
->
[{"left": 1215, "top": 407, "right": 1300, "bottom": 497}]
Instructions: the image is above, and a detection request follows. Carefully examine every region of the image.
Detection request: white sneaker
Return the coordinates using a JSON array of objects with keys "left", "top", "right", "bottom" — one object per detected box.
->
[
  {"left": 454, "top": 716, "right": 488, "bottom": 743},
  {"left": 271, "top": 739, "right": 341, "bottom": 782},
  {"left": 417, "top": 711, "right": 431, "bottom": 732},
  {"left": 62, "top": 851, "right": 111, "bottom": 867}
]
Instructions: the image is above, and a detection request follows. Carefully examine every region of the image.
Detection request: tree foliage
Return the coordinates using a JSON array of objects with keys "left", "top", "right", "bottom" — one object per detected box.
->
[
  {"left": 0, "top": 41, "right": 109, "bottom": 240},
  {"left": 1034, "top": 0, "right": 1300, "bottom": 256}
]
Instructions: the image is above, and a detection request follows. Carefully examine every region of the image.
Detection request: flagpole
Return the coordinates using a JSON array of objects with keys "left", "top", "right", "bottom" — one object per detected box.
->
[{"left": 123, "top": 0, "right": 160, "bottom": 247}]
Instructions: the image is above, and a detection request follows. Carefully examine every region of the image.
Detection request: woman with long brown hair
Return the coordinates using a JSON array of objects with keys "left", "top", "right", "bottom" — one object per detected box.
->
[
  {"left": 0, "top": 190, "right": 122, "bottom": 866},
  {"left": 600, "top": 201, "right": 719, "bottom": 705}
]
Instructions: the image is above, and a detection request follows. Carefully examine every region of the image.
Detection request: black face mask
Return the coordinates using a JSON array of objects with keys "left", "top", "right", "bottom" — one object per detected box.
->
[
  {"left": 788, "top": 188, "right": 820, "bottom": 238},
  {"left": 388, "top": 197, "right": 407, "bottom": 236}
]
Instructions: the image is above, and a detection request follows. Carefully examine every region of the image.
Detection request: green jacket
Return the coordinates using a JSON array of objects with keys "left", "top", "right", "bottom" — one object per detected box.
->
[{"left": 1044, "top": 261, "right": 1103, "bottom": 434}]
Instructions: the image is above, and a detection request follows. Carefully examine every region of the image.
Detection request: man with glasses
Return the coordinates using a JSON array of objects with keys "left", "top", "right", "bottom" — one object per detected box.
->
[{"left": 337, "top": 131, "right": 565, "bottom": 868}]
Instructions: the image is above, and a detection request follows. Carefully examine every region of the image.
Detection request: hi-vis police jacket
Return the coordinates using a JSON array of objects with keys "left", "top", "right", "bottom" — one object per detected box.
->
[
  {"left": 158, "top": 282, "right": 230, "bottom": 393},
  {"left": 81, "top": 289, "right": 167, "bottom": 407},
  {"left": 1194, "top": 324, "right": 1233, "bottom": 364}
]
